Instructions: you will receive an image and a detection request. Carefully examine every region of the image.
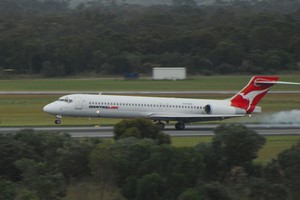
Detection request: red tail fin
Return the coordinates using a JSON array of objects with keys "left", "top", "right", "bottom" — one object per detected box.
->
[{"left": 230, "top": 76, "right": 279, "bottom": 113}]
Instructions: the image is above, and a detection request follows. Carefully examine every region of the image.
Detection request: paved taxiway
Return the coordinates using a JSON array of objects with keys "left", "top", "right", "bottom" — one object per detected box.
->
[{"left": 0, "top": 124, "right": 300, "bottom": 138}]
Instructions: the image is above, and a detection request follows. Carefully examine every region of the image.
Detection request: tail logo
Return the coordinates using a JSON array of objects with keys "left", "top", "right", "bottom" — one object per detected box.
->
[
  {"left": 230, "top": 76, "right": 279, "bottom": 113},
  {"left": 237, "top": 88, "right": 270, "bottom": 111}
]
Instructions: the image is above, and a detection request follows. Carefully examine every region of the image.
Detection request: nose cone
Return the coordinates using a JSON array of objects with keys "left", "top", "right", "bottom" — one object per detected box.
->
[
  {"left": 43, "top": 103, "right": 58, "bottom": 115},
  {"left": 43, "top": 104, "right": 51, "bottom": 113}
]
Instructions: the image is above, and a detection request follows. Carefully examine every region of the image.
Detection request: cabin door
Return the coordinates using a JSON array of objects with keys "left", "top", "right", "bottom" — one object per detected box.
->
[{"left": 75, "top": 97, "right": 82, "bottom": 110}]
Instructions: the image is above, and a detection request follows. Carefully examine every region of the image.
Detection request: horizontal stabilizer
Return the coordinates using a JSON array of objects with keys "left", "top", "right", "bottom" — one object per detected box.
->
[{"left": 255, "top": 80, "right": 300, "bottom": 85}]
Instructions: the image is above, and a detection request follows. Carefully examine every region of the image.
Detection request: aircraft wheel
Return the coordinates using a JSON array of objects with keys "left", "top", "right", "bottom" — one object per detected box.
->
[
  {"left": 175, "top": 122, "right": 185, "bottom": 130},
  {"left": 156, "top": 122, "right": 165, "bottom": 130},
  {"left": 55, "top": 119, "right": 61, "bottom": 124}
]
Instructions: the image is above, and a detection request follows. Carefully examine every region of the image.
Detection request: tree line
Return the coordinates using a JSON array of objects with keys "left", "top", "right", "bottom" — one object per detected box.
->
[
  {"left": 0, "top": 119, "right": 300, "bottom": 199},
  {"left": 0, "top": 0, "right": 300, "bottom": 77}
]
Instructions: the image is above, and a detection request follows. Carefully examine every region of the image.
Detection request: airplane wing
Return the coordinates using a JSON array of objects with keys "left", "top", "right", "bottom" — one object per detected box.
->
[{"left": 147, "top": 113, "right": 245, "bottom": 123}]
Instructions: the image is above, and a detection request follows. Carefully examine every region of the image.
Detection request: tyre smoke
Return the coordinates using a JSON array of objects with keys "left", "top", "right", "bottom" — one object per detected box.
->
[{"left": 263, "top": 110, "right": 300, "bottom": 124}]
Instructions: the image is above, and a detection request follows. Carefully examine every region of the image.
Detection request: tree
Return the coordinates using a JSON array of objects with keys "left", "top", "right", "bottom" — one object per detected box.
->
[
  {"left": 212, "top": 124, "right": 266, "bottom": 168},
  {"left": 198, "top": 181, "right": 230, "bottom": 200},
  {"left": 197, "top": 124, "right": 266, "bottom": 181},
  {"left": 57, "top": 138, "right": 101, "bottom": 184},
  {"left": 246, "top": 177, "right": 288, "bottom": 200},
  {"left": 90, "top": 137, "right": 205, "bottom": 200},
  {"left": 209, "top": 40, "right": 245, "bottom": 67},
  {"left": 14, "top": 129, "right": 71, "bottom": 165},
  {"left": 266, "top": 142, "right": 300, "bottom": 199},
  {"left": 141, "top": 145, "right": 204, "bottom": 199},
  {"left": 15, "top": 158, "right": 66, "bottom": 200},
  {"left": 0, "top": 0, "right": 70, "bottom": 12},
  {"left": 113, "top": 118, "right": 170, "bottom": 145},
  {"left": 16, "top": 189, "right": 39, "bottom": 200},
  {"left": 172, "top": 0, "right": 197, "bottom": 7},
  {"left": 41, "top": 61, "right": 65, "bottom": 77},
  {"left": 136, "top": 173, "right": 165, "bottom": 200},
  {"left": 250, "top": 26, "right": 282, "bottom": 50},
  {"left": 0, "top": 179, "right": 15, "bottom": 200},
  {"left": 177, "top": 188, "right": 203, "bottom": 200},
  {"left": 89, "top": 138, "right": 157, "bottom": 199},
  {"left": 0, "top": 134, "right": 34, "bottom": 181}
]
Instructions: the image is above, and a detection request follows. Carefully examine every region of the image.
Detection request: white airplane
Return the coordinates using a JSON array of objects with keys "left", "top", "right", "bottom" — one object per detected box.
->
[{"left": 43, "top": 76, "right": 300, "bottom": 130}]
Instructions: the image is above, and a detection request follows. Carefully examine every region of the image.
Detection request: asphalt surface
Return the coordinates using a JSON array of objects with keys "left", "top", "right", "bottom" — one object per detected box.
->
[{"left": 1, "top": 124, "right": 300, "bottom": 138}]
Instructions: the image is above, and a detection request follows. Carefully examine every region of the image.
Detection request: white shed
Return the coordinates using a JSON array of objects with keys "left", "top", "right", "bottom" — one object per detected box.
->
[{"left": 152, "top": 67, "right": 186, "bottom": 80}]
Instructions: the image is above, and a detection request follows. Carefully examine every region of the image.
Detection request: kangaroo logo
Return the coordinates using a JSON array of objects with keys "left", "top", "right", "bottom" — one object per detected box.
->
[
  {"left": 230, "top": 76, "right": 279, "bottom": 113},
  {"left": 238, "top": 88, "right": 270, "bottom": 111}
]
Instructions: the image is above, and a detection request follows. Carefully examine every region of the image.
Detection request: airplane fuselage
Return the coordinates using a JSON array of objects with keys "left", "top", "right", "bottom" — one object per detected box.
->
[
  {"left": 43, "top": 76, "right": 299, "bottom": 130},
  {"left": 44, "top": 94, "right": 245, "bottom": 120},
  {"left": 43, "top": 93, "right": 248, "bottom": 130}
]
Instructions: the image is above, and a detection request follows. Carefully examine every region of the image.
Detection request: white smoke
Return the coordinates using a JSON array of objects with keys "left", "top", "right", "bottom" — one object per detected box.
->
[{"left": 263, "top": 110, "right": 300, "bottom": 124}]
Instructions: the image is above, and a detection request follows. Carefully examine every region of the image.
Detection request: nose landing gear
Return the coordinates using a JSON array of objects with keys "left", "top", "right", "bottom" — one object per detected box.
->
[{"left": 54, "top": 115, "right": 62, "bottom": 124}]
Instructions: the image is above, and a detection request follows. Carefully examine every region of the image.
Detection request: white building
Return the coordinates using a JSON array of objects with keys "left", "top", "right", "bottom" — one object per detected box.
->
[{"left": 153, "top": 67, "right": 186, "bottom": 80}]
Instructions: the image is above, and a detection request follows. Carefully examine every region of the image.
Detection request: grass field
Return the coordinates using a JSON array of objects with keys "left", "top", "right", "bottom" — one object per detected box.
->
[{"left": 0, "top": 75, "right": 300, "bottom": 91}]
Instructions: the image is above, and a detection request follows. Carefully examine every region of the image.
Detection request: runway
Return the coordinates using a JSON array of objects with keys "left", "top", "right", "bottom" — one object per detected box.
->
[{"left": 1, "top": 124, "right": 300, "bottom": 138}]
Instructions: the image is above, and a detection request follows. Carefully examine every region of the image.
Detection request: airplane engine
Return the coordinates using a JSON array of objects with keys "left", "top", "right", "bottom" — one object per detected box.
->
[{"left": 204, "top": 104, "right": 245, "bottom": 115}]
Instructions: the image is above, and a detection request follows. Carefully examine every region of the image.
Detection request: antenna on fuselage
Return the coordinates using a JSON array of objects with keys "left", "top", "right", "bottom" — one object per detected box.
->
[{"left": 99, "top": 92, "right": 102, "bottom": 95}]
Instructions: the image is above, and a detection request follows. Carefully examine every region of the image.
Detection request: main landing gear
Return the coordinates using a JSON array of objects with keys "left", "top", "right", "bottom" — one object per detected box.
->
[
  {"left": 54, "top": 115, "right": 62, "bottom": 124},
  {"left": 155, "top": 121, "right": 186, "bottom": 130},
  {"left": 155, "top": 121, "right": 165, "bottom": 130},
  {"left": 175, "top": 122, "right": 185, "bottom": 130}
]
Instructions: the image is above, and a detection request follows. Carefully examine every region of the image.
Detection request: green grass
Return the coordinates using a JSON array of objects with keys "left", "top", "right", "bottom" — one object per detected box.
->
[
  {"left": 63, "top": 181, "right": 123, "bottom": 200},
  {"left": 1, "top": 75, "right": 300, "bottom": 91},
  {"left": 171, "top": 136, "right": 213, "bottom": 147},
  {"left": 256, "top": 135, "right": 300, "bottom": 163}
]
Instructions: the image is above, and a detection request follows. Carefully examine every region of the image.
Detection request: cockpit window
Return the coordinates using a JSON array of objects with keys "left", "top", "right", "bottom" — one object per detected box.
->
[{"left": 57, "top": 98, "right": 73, "bottom": 103}]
